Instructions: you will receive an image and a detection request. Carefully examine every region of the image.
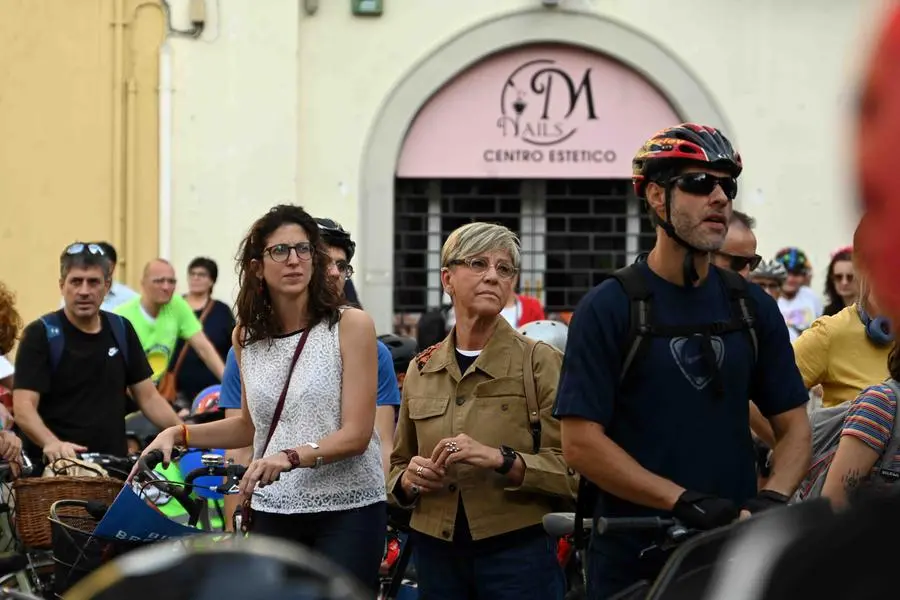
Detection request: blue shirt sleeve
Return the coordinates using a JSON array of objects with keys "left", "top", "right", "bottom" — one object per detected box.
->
[
  {"left": 748, "top": 283, "right": 809, "bottom": 417},
  {"left": 217, "top": 348, "right": 242, "bottom": 410},
  {"left": 553, "top": 279, "right": 630, "bottom": 427},
  {"left": 376, "top": 341, "right": 401, "bottom": 407}
]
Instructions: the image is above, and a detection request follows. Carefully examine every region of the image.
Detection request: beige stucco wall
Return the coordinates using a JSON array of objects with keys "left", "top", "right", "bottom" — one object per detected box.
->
[
  {"left": 294, "top": 0, "right": 888, "bottom": 331},
  {"left": 13, "top": 0, "right": 882, "bottom": 334},
  {"left": 0, "top": 0, "right": 164, "bottom": 335},
  {"left": 165, "top": 0, "right": 300, "bottom": 305}
]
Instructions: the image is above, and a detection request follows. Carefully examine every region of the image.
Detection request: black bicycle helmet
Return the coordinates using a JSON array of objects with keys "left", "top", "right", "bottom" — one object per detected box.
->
[
  {"left": 64, "top": 534, "right": 369, "bottom": 600},
  {"left": 632, "top": 123, "right": 743, "bottom": 287},
  {"left": 315, "top": 218, "right": 356, "bottom": 263},
  {"left": 377, "top": 334, "right": 418, "bottom": 373}
]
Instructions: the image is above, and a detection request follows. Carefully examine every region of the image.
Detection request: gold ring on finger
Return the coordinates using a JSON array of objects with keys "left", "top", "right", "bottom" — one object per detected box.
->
[{"left": 416, "top": 466, "right": 424, "bottom": 476}]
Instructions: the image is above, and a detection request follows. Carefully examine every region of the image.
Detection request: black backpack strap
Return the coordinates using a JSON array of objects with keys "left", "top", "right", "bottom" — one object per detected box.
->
[
  {"left": 611, "top": 264, "right": 653, "bottom": 384},
  {"left": 40, "top": 312, "right": 65, "bottom": 374},
  {"left": 573, "top": 476, "right": 599, "bottom": 550},
  {"left": 101, "top": 311, "right": 131, "bottom": 370},
  {"left": 572, "top": 266, "right": 650, "bottom": 548},
  {"left": 716, "top": 267, "right": 758, "bottom": 362}
]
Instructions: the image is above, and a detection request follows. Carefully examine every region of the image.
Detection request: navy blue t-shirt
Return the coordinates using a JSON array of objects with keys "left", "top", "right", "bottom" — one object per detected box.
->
[{"left": 553, "top": 263, "right": 807, "bottom": 521}]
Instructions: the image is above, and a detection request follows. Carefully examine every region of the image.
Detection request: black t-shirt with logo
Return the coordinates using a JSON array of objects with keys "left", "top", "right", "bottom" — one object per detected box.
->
[{"left": 13, "top": 310, "right": 152, "bottom": 464}]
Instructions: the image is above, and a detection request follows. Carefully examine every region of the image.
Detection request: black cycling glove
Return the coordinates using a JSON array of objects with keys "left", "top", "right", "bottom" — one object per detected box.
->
[
  {"left": 672, "top": 490, "right": 740, "bottom": 530},
  {"left": 742, "top": 489, "right": 790, "bottom": 514}
]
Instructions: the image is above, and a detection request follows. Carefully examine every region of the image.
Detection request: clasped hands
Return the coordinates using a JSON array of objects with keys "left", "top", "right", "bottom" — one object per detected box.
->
[{"left": 400, "top": 434, "right": 503, "bottom": 498}]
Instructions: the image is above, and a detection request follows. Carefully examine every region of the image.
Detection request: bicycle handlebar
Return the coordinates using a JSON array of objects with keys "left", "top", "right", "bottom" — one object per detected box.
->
[
  {"left": 542, "top": 513, "right": 590, "bottom": 538},
  {"left": 542, "top": 513, "right": 682, "bottom": 537},
  {"left": 137, "top": 448, "right": 182, "bottom": 473},
  {"left": 596, "top": 517, "right": 678, "bottom": 534},
  {"left": 183, "top": 461, "right": 247, "bottom": 495},
  {"left": 132, "top": 448, "right": 199, "bottom": 516}
]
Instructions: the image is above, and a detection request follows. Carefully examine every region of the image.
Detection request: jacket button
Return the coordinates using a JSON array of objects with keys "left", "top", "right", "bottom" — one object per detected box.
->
[
  {"left": 442, "top": 530, "right": 451, "bottom": 539},
  {"left": 501, "top": 403, "right": 509, "bottom": 411},
  {"left": 449, "top": 484, "right": 457, "bottom": 492},
  {"left": 455, "top": 396, "right": 465, "bottom": 406}
]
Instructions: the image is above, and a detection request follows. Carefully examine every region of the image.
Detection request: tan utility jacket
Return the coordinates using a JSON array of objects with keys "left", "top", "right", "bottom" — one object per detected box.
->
[{"left": 388, "top": 318, "right": 576, "bottom": 541}]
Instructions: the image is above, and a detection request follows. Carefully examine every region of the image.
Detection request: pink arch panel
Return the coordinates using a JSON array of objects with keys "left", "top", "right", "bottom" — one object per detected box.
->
[{"left": 397, "top": 44, "right": 682, "bottom": 179}]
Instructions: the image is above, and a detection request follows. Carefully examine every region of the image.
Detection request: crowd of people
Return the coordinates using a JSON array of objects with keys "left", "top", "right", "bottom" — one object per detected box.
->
[
  {"left": 0, "top": 3, "right": 897, "bottom": 598},
  {"left": 0, "top": 120, "right": 892, "bottom": 600}
]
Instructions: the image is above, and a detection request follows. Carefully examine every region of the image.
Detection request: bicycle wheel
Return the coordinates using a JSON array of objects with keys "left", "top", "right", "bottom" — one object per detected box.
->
[
  {"left": 65, "top": 534, "right": 370, "bottom": 600},
  {"left": 0, "top": 554, "right": 54, "bottom": 597},
  {"left": 0, "top": 589, "right": 44, "bottom": 600}
]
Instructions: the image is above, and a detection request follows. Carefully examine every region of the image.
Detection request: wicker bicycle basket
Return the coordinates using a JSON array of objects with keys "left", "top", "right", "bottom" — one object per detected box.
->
[
  {"left": 13, "top": 476, "right": 123, "bottom": 548},
  {"left": 49, "top": 499, "right": 147, "bottom": 596}
]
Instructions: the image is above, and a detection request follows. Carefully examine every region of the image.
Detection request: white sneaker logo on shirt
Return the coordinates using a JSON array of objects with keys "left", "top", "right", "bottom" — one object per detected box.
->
[{"left": 108, "top": 347, "right": 119, "bottom": 357}]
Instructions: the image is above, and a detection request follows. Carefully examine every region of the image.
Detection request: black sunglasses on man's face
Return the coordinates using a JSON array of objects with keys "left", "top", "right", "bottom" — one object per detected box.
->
[
  {"left": 669, "top": 172, "right": 738, "bottom": 200},
  {"left": 716, "top": 251, "right": 762, "bottom": 272}
]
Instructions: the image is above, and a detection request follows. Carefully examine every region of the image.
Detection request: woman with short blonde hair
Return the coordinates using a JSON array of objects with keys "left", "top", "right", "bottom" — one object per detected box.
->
[{"left": 390, "top": 222, "right": 574, "bottom": 600}]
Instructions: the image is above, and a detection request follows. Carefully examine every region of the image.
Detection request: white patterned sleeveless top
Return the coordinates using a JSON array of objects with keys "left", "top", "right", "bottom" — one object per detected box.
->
[{"left": 241, "top": 319, "right": 386, "bottom": 514}]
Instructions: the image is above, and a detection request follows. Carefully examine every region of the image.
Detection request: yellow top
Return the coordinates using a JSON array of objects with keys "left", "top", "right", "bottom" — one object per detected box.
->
[{"left": 792, "top": 304, "right": 891, "bottom": 408}]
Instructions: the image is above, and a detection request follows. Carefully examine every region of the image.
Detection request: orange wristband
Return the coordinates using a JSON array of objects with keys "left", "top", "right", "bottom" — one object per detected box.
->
[{"left": 181, "top": 424, "right": 190, "bottom": 447}]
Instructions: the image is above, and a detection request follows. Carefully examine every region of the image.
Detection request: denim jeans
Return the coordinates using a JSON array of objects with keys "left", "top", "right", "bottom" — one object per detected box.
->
[
  {"left": 411, "top": 530, "right": 566, "bottom": 600},
  {"left": 253, "top": 501, "right": 387, "bottom": 592}
]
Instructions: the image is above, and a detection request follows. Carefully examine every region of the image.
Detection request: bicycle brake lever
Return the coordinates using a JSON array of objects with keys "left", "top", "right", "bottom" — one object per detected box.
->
[
  {"left": 216, "top": 482, "right": 241, "bottom": 495},
  {"left": 639, "top": 543, "right": 662, "bottom": 560}
]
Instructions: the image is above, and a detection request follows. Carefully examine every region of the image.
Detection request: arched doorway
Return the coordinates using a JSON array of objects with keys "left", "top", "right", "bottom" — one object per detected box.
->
[{"left": 359, "top": 8, "right": 731, "bottom": 335}]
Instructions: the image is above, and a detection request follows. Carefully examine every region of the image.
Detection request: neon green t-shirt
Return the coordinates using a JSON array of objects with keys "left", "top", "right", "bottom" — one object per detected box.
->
[{"left": 115, "top": 295, "right": 203, "bottom": 382}]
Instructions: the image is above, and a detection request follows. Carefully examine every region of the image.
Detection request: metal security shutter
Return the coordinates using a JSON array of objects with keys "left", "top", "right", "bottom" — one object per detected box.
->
[
  {"left": 393, "top": 179, "right": 522, "bottom": 315},
  {"left": 393, "top": 178, "right": 654, "bottom": 329},
  {"left": 543, "top": 179, "right": 655, "bottom": 313}
]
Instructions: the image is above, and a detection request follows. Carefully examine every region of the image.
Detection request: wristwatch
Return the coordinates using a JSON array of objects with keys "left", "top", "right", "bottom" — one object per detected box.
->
[
  {"left": 304, "top": 442, "right": 325, "bottom": 469},
  {"left": 495, "top": 445, "right": 518, "bottom": 475},
  {"left": 281, "top": 448, "right": 301, "bottom": 470}
]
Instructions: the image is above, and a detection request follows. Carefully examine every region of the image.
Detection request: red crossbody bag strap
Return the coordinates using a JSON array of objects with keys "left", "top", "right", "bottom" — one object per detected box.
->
[{"left": 260, "top": 327, "right": 311, "bottom": 454}]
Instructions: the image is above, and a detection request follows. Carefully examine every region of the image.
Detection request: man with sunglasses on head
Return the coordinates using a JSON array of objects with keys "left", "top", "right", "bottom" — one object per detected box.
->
[
  {"left": 554, "top": 124, "right": 811, "bottom": 598},
  {"left": 114, "top": 259, "right": 225, "bottom": 402},
  {"left": 13, "top": 243, "right": 183, "bottom": 469}
]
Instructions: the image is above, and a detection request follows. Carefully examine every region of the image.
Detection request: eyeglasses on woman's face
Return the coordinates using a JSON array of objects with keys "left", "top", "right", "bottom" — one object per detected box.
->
[
  {"left": 264, "top": 242, "right": 314, "bottom": 263},
  {"left": 447, "top": 256, "right": 519, "bottom": 280}
]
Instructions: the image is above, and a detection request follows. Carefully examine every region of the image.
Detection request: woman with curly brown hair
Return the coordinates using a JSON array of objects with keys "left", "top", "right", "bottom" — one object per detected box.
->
[
  {"left": 137, "top": 204, "right": 386, "bottom": 591},
  {"left": 0, "top": 281, "right": 22, "bottom": 357},
  {"left": 0, "top": 281, "right": 22, "bottom": 393},
  {"left": 0, "top": 282, "right": 22, "bottom": 455}
]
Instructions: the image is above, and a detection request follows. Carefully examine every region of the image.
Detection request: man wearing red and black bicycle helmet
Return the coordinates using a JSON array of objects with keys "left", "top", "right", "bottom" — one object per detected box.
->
[{"left": 554, "top": 124, "right": 811, "bottom": 598}]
